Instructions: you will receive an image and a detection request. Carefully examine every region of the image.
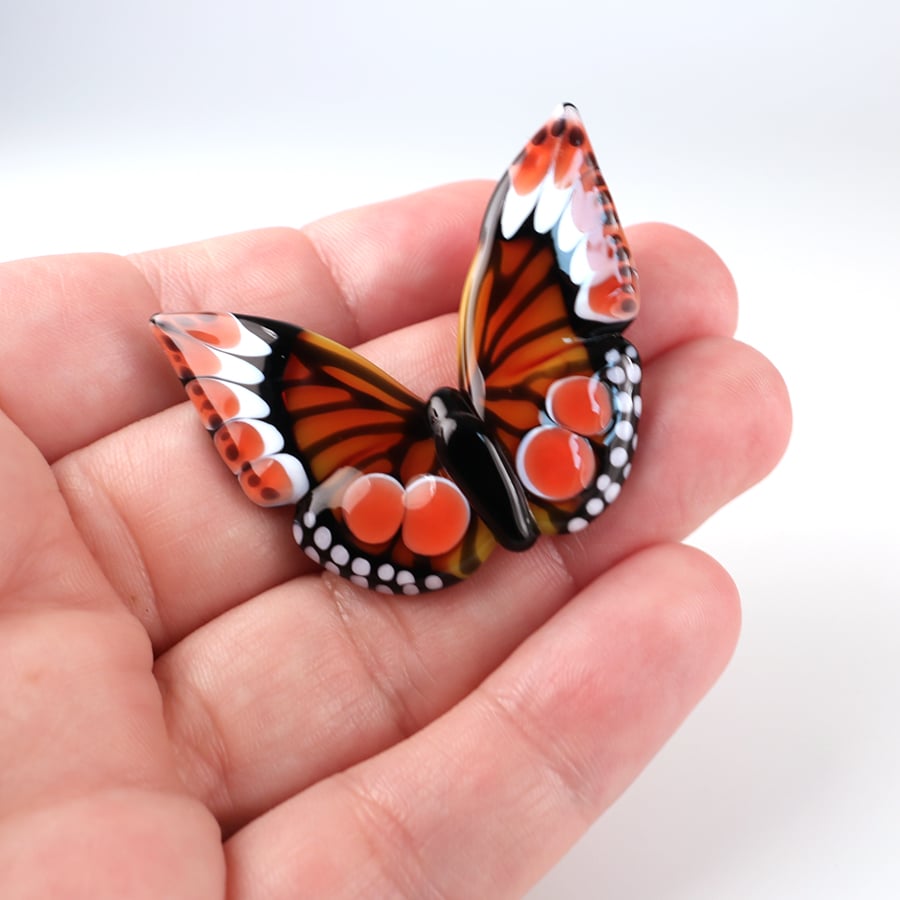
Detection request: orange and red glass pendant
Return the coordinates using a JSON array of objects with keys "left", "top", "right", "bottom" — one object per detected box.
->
[{"left": 151, "top": 103, "right": 641, "bottom": 594}]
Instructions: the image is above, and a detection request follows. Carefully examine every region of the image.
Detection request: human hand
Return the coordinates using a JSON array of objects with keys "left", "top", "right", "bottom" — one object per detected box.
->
[{"left": 0, "top": 182, "right": 790, "bottom": 898}]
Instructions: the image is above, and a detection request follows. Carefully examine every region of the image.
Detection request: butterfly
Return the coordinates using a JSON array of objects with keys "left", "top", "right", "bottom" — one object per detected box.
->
[{"left": 150, "top": 103, "right": 642, "bottom": 594}]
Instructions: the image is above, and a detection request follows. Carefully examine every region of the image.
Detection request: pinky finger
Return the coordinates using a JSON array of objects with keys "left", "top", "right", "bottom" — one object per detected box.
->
[{"left": 224, "top": 543, "right": 740, "bottom": 899}]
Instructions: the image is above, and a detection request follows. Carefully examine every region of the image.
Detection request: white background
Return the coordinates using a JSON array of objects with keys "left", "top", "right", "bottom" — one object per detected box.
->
[{"left": 3, "top": 1, "right": 898, "bottom": 896}]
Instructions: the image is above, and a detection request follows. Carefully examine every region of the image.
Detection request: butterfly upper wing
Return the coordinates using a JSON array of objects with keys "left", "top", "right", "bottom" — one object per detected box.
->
[
  {"left": 151, "top": 312, "right": 495, "bottom": 593},
  {"left": 459, "top": 103, "right": 642, "bottom": 535},
  {"left": 150, "top": 104, "right": 640, "bottom": 591}
]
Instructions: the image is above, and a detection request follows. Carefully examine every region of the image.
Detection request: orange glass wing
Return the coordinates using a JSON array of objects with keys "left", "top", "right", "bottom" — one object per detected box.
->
[
  {"left": 280, "top": 329, "right": 435, "bottom": 485},
  {"left": 458, "top": 104, "right": 643, "bottom": 536},
  {"left": 278, "top": 328, "right": 496, "bottom": 592},
  {"left": 150, "top": 313, "right": 495, "bottom": 593}
]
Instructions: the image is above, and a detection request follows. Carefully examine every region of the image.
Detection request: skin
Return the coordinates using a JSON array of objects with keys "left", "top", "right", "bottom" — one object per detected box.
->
[{"left": 0, "top": 182, "right": 791, "bottom": 899}]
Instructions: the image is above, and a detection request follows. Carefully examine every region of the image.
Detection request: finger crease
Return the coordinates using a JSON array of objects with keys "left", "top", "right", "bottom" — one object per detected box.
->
[
  {"left": 324, "top": 578, "right": 430, "bottom": 742},
  {"left": 335, "top": 770, "right": 450, "bottom": 900},
  {"left": 297, "top": 229, "right": 364, "bottom": 345},
  {"left": 478, "top": 683, "right": 597, "bottom": 824},
  {"left": 155, "top": 659, "right": 237, "bottom": 822},
  {"left": 54, "top": 453, "right": 163, "bottom": 639},
  {"left": 541, "top": 537, "right": 581, "bottom": 598}
]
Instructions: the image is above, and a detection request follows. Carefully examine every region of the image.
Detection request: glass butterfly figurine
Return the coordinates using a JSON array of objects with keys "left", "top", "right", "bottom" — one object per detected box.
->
[{"left": 150, "top": 103, "right": 642, "bottom": 594}]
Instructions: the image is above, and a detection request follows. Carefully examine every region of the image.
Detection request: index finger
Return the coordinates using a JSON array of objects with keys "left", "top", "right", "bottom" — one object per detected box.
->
[{"left": 0, "top": 182, "right": 489, "bottom": 462}]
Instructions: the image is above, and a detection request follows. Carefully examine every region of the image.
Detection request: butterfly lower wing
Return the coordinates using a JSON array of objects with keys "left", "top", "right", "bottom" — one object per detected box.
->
[
  {"left": 151, "top": 312, "right": 495, "bottom": 593},
  {"left": 459, "top": 104, "right": 642, "bottom": 536}
]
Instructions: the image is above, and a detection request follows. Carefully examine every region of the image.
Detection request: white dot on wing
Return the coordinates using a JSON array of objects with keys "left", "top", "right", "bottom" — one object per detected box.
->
[
  {"left": 313, "top": 526, "right": 332, "bottom": 550},
  {"left": 625, "top": 359, "right": 642, "bottom": 383},
  {"left": 610, "top": 446, "right": 629, "bottom": 468},
  {"left": 351, "top": 557, "right": 371, "bottom": 577},
  {"left": 615, "top": 420, "right": 634, "bottom": 441},
  {"left": 330, "top": 544, "right": 350, "bottom": 566}
]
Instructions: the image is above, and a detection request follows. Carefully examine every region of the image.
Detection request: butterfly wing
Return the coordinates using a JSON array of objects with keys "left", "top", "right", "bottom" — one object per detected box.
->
[
  {"left": 459, "top": 103, "right": 642, "bottom": 535},
  {"left": 151, "top": 312, "right": 495, "bottom": 593}
]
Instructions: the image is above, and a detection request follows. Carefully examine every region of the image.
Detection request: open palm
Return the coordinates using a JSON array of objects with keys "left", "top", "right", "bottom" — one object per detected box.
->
[{"left": 0, "top": 183, "right": 790, "bottom": 898}]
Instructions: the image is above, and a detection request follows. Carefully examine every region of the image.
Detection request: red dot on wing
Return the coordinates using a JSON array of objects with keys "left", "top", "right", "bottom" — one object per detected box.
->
[
  {"left": 518, "top": 426, "right": 596, "bottom": 501},
  {"left": 188, "top": 379, "right": 242, "bottom": 427},
  {"left": 402, "top": 476, "right": 470, "bottom": 557},
  {"left": 175, "top": 312, "right": 242, "bottom": 349},
  {"left": 510, "top": 140, "right": 555, "bottom": 194},
  {"left": 588, "top": 278, "right": 638, "bottom": 320},
  {"left": 214, "top": 421, "right": 266, "bottom": 473},
  {"left": 175, "top": 338, "right": 222, "bottom": 375},
  {"left": 547, "top": 376, "right": 612, "bottom": 435},
  {"left": 238, "top": 457, "right": 296, "bottom": 507},
  {"left": 342, "top": 473, "right": 405, "bottom": 545},
  {"left": 150, "top": 327, "right": 185, "bottom": 369},
  {"left": 553, "top": 140, "right": 583, "bottom": 188}
]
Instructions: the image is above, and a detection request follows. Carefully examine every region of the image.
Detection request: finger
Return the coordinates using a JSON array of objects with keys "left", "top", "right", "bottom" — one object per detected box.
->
[
  {"left": 0, "top": 410, "right": 77, "bottom": 603},
  {"left": 151, "top": 337, "right": 788, "bottom": 833},
  {"left": 554, "top": 332, "right": 793, "bottom": 575},
  {"left": 130, "top": 181, "right": 491, "bottom": 345},
  {"left": 627, "top": 222, "right": 738, "bottom": 354},
  {"left": 0, "top": 409, "right": 125, "bottom": 618},
  {"left": 0, "top": 195, "right": 732, "bottom": 465},
  {"left": 52, "top": 224, "right": 743, "bottom": 648},
  {"left": 0, "top": 183, "right": 489, "bottom": 462},
  {"left": 222, "top": 544, "right": 740, "bottom": 898},
  {"left": 0, "top": 411, "right": 223, "bottom": 897}
]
